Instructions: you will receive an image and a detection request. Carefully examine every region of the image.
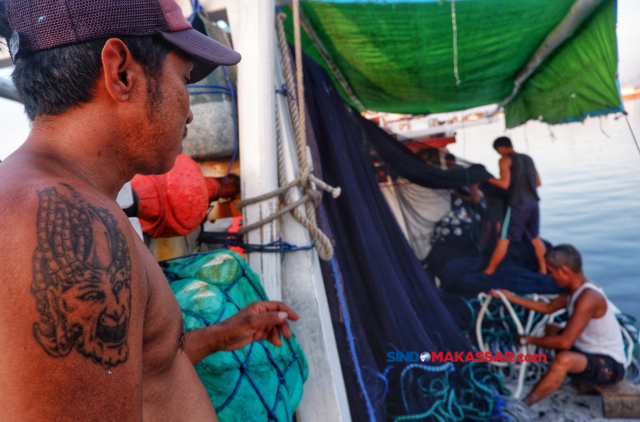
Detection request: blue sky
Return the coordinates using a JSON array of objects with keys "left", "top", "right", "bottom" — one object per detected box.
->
[{"left": 1, "top": 0, "right": 639, "bottom": 159}]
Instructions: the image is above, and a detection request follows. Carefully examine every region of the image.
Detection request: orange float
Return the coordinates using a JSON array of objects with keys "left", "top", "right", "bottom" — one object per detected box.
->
[{"left": 131, "top": 154, "right": 239, "bottom": 238}]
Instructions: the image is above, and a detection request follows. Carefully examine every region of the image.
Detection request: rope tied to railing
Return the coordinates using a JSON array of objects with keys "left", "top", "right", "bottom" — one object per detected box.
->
[{"left": 237, "top": 5, "right": 341, "bottom": 261}]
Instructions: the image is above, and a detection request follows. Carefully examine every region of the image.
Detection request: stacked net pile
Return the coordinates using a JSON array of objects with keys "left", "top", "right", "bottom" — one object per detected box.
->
[{"left": 162, "top": 250, "right": 308, "bottom": 422}]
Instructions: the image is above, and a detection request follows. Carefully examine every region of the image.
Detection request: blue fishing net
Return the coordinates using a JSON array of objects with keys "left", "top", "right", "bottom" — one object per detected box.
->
[
  {"left": 302, "top": 49, "right": 508, "bottom": 421},
  {"left": 425, "top": 236, "right": 562, "bottom": 301},
  {"left": 162, "top": 250, "right": 308, "bottom": 422}
]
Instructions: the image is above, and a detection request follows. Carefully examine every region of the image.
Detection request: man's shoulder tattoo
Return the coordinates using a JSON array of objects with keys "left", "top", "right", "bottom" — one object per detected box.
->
[{"left": 31, "top": 183, "right": 132, "bottom": 369}]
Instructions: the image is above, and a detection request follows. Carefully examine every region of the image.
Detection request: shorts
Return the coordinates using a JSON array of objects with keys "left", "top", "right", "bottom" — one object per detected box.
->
[
  {"left": 569, "top": 348, "right": 625, "bottom": 385},
  {"left": 500, "top": 200, "right": 539, "bottom": 241}
]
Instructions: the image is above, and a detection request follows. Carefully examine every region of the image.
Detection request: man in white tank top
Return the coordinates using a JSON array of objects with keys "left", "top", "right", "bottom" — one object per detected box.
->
[{"left": 490, "top": 244, "right": 625, "bottom": 406}]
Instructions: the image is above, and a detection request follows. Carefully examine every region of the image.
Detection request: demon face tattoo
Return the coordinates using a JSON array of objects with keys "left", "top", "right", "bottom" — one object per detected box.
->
[{"left": 31, "top": 184, "right": 132, "bottom": 369}]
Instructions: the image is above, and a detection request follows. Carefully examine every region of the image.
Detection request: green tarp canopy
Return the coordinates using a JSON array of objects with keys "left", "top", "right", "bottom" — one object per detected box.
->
[{"left": 283, "top": 0, "right": 622, "bottom": 128}]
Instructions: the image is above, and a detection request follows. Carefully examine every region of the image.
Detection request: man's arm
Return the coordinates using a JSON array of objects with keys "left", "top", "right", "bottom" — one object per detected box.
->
[
  {"left": 452, "top": 184, "right": 482, "bottom": 203},
  {"left": 487, "top": 156, "right": 511, "bottom": 189},
  {"left": 183, "top": 301, "right": 299, "bottom": 365},
  {"left": 450, "top": 189, "right": 472, "bottom": 202},
  {"left": 535, "top": 171, "right": 541, "bottom": 187},
  {"left": 469, "top": 184, "right": 482, "bottom": 203},
  {"left": 525, "top": 290, "right": 602, "bottom": 350},
  {"left": 0, "top": 183, "right": 144, "bottom": 421},
  {"left": 490, "top": 289, "right": 567, "bottom": 315}
]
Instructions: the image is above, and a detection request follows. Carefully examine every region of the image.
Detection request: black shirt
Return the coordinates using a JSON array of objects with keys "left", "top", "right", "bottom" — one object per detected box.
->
[{"left": 507, "top": 153, "right": 539, "bottom": 206}]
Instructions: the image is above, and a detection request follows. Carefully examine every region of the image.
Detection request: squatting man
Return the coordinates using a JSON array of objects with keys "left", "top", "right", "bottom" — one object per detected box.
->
[{"left": 491, "top": 244, "right": 626, "bottom": 406}]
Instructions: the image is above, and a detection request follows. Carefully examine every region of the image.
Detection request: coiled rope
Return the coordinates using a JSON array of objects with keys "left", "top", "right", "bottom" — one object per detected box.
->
[
  {"left": 236, "top": 4, "right": 341, "bottom": 261},
  {"left": 393, "top": 362, "right": 510, "bottom": 422},
  {"left": 472, "top": 292, "right": 640, "bottom": 393}
]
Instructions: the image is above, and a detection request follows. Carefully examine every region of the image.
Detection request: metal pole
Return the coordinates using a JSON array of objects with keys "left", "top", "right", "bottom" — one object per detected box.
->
[{"left": 274, "top": 37, "right": 352, "bottom": 422}]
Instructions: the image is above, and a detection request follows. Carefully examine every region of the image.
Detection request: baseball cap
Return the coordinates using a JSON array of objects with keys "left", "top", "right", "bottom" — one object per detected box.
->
[{"left": 5, "top": 0, "right": 241, "bottom": 82}]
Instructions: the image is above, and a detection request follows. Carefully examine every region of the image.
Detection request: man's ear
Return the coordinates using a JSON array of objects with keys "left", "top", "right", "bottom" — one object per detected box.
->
[
  {"left": 558, "top": 265, "right": 571, "bottom": 277},
  {"left": 101, "top": 38, "right": 135, "bottom": 102}
]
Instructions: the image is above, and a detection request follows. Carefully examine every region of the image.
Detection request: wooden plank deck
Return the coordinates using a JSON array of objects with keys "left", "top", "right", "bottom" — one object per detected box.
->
[{"left": 578, "top": 379, "right": 640, "bottom": 419}]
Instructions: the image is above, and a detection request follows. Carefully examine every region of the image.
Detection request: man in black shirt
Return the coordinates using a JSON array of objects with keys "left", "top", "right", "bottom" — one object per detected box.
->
[{"left": 483, "top": 137, "right": 546, "bottom": 275}]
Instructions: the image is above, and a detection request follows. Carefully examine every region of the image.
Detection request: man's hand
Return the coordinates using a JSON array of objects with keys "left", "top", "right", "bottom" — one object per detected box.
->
[
  {"left": 490, "top": 289, "right": 513, "bottom": 301},
  {"left": 215, "top": 301, "right": 299, "bottom": 352},
  {"left": 183, "top": 301, "right": 300, "bottom": 365},
  {"left": 544, "top": 323, "right": 563, "bottom": 336}
]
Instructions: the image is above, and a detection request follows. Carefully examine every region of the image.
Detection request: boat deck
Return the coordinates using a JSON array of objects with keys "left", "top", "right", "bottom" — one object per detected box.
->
[{"left": 505, "top": 380, "right": 640, "bottom": 422}]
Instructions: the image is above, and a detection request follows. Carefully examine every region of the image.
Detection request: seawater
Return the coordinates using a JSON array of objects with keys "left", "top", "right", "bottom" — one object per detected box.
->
[{"left": 447, "top": 99, "right": 640, "bottom": 322}]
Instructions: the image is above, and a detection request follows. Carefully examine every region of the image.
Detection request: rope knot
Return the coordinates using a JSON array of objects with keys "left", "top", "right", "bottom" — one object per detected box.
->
[
  {"left": 299, "top": 171, "right": 310, "bottom": 188},
  {"left": 234, "top": 10, "right": 341, "bottom": 261}
]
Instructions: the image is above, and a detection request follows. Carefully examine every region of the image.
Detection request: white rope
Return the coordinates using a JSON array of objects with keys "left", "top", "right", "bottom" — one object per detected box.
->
[
  {"left": 476, "top": 292, "right": 528, "bottom": 398},
  {"left": 477, "top": 292, "right": 640, "bottom": 396},
  {"left": 237, "top": 7, "right": 341, "bottom": 261},
  {"left": 451, "top": 0, "right": 461, "bottom": 86}
]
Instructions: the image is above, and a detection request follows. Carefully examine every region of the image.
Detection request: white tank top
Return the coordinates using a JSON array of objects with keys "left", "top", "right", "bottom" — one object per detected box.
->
[{"left": 567, "top": 282, "right": 626, "bottom": 364}]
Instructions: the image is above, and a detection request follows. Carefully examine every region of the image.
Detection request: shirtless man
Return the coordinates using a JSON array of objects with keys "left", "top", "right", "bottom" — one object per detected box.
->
[
  {"left": 0, "top": 1, "right": 298, "bottom": 420},
  {"left": 491, "top": 245, "right": 626, "bottom": 406},
  {"left": 483, "top": 136, "right": 546, "bottom": 275}
]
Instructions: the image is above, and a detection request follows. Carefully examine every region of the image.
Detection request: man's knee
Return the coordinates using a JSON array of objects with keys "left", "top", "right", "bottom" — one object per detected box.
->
[
  {"left": 551, "top": 351, "right": 574, "bottom": 370},
  {"left": 551, "top": 350, "right": 587, "bottom": 374}
]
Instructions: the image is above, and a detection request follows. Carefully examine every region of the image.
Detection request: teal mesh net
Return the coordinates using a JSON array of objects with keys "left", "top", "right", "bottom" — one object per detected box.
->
[{"left": 162, "top": 250, "right": 308, "bottom": 422}]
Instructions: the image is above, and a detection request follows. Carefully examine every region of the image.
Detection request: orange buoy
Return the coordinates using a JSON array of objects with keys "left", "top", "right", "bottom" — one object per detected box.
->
[{"left": 132, "top": 154, "right": 240, "bottom": 238}]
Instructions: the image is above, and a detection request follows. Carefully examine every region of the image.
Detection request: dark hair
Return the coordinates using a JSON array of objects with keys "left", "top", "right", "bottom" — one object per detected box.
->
[
  {"left": 445, "top": 153, "right": 456, "bottom": 161},
  {"left": 545, "top": 244, "right": 582, "bottom": 273},
  {"left": 0, "top": 2, "right": 173, "bottom": 121},
  {"left": 493, "top": 136, "right": 513, "bottom": 150}
]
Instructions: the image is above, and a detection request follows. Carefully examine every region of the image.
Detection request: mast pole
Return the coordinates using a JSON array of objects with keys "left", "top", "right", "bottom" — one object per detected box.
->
[{"left": 226, "top": 0, "right": 282, "bottom": 300}]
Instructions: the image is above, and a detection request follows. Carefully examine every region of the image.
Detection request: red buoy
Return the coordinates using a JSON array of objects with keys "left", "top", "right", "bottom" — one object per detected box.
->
[{"left": 132, "top": 154, "right": 241, "bottom": 238}]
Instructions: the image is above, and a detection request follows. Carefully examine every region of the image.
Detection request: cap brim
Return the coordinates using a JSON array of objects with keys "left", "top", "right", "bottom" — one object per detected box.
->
[{"left": 157, "top": 28, "right": 241, "bottom": 83}]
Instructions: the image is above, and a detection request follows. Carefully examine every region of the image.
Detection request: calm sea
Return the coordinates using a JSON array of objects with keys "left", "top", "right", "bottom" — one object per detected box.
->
[{"left": 447, "top": 99, "right": 640, "bottom": 322}]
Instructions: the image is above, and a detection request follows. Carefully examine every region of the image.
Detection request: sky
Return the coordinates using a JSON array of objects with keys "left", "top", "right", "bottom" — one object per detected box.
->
[
  {"left": 1, "top": 0, "right": 640, "bottom": 160},
  {"left": 616, "top": 0, "right": 640, "bottom": 86}
]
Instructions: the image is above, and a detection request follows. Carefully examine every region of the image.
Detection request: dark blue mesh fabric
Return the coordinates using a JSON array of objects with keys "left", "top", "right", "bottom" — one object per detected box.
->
[
  {"left": 424, "top": 238, "right": 562, "bottom": 337},
  {"left": 425, "top": 239, "right": 562, "bottom": 300},
  {"left": 357, "top": 116, "right": 494, "bottom": 189},
  {"left": 303, "top": 52, "right": 494, "bottom": 421}
]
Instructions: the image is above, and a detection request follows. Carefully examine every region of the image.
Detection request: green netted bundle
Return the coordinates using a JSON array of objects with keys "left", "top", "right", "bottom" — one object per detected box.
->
[{"left": 163, "top": 251, "right": 308, "bottom": 422}]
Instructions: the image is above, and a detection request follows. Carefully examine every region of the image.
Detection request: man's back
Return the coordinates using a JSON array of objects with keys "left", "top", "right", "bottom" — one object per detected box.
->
[
  {"left": 507, "top": 153, "right": 539, "bottom": 206},
  {"left": 0, "top": 154, "right": 217, "bottom": 421}
]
